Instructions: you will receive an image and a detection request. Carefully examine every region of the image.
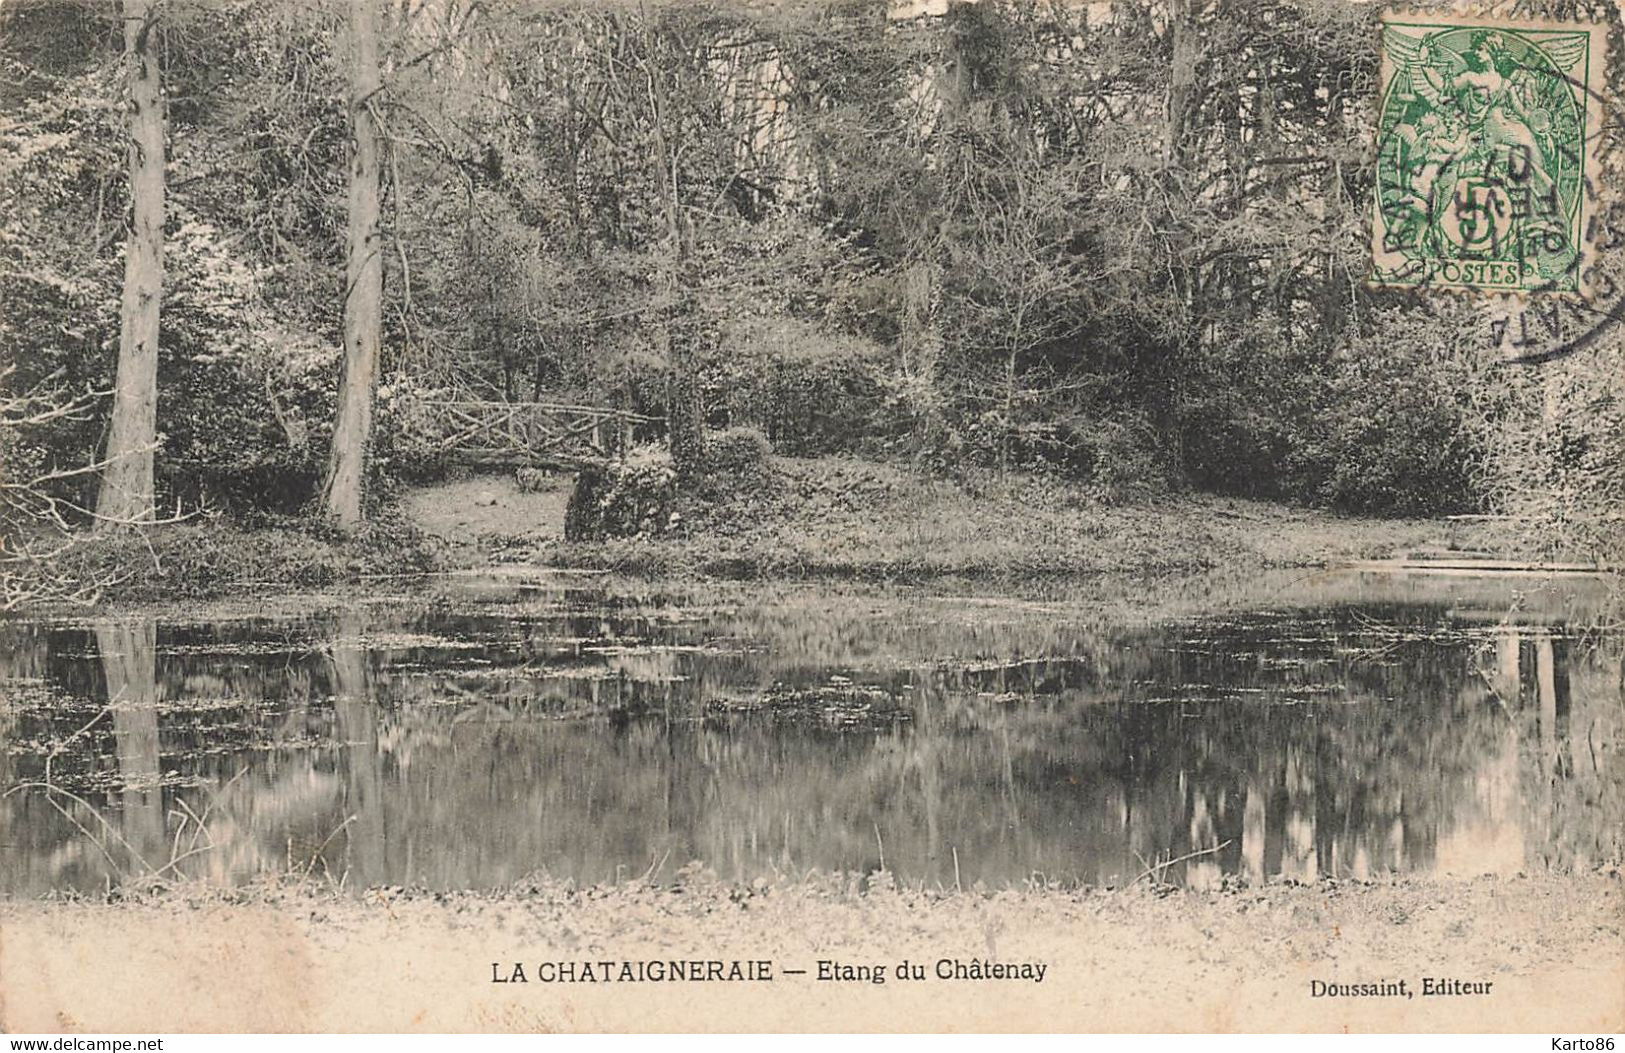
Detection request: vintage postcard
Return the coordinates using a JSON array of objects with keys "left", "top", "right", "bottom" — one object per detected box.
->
[{"left": 0, "top": 0, "right": 1620, "bottom": 1037}]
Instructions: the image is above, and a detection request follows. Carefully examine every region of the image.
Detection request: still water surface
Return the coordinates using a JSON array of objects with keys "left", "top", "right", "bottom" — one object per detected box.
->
[{"left": 1, "top": 569, "right": 1618, "bottom": 896}]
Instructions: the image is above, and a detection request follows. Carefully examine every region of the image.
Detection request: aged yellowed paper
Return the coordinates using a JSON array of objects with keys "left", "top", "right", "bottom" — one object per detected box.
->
[{"left": 1, "top": 0, "right": 1620, "bottom": 1035}]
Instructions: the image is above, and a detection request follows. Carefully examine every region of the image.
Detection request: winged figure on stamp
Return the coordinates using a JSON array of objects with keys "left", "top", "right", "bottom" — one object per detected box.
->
[{"left": 1381, "top": 25, "right": 1587, "bottom": 256}]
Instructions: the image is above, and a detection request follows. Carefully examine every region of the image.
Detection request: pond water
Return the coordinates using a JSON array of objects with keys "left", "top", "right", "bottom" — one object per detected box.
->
[{"left": 0, "top": 569, "right": 1619, "bottom": 897}]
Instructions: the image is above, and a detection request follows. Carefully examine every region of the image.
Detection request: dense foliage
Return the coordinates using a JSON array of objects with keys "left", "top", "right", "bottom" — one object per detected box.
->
[{"left": 2, "top": 0, "right": 1622, "bottom": 556}]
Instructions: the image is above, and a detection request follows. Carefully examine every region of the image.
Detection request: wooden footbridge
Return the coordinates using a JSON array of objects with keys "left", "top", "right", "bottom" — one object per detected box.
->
[{"left": 420, "top": 399, "right": 662, "bottom": 469}]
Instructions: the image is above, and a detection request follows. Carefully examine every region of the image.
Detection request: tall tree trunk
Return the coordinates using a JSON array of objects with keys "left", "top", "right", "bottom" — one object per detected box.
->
[
  {"left": 1000, "top": 306, "right": 1024, "bottom": 480},
  {"left": 1163, "top": 0, "right": 1197, "bottom": 167},
  {"left": 96, "top": 0, "right": 164, "bottom": 530},
  {"left": 1159, "top": 0, "right": 1199, "bottom": 478},
  {"left": 323, "top": 0, "right": 384, "bottom": 533},
  {"left": 899, "top": 255, "right": 943, "bottom": 464},
  {"left": 639, "top": 10, "right": 704, "bottom": 475}
]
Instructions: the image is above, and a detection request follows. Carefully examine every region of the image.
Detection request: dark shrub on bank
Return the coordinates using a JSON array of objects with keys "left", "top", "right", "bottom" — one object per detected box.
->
[
  {"left": 699, "top": 426, "right": 772, "bottom": 478},
  {"left": 1303, "top": 312, "right": 1486, "bottom": 517},
  {"left": 564, "top": 449, "right": 680, "bottom": 541},
  {"left": 686, "top": 427, "right": 785, "bottom": 531},
  {"left": 1180, "top": 313, "right": 1484, "bottom": 517},
  {"left": 565, "top": 429, "right": 783, "bottom": 542}
]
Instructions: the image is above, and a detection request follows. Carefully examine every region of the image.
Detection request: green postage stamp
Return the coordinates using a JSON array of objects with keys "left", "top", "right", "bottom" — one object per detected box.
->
[{"left": 1372, "top": 12, "right": 1608, "bottom": 297}]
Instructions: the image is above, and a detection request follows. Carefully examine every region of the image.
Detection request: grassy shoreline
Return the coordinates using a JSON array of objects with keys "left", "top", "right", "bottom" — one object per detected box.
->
[
  {"left": 462, "top": 457, "right": 1537, "bottom": 583},
  {"left": 2, "top": 870, "right": 1619, "bottom": 1032},
  {"left": 12, "top": 511, "right": 440, "bottom": 608},
  {"left": 8, "top": 456, "right": 1571, "bottom": 610}
]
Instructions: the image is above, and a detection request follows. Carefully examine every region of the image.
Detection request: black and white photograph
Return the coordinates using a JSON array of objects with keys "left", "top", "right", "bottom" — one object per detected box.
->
[{"left": 0, "top": 0, "right": 1620, "bottom": 1035}]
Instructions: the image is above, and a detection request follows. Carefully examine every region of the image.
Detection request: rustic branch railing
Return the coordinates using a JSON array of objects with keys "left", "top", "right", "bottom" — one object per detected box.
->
[{"left": 418, "top": 400, "right": 663, "bottom": 467}]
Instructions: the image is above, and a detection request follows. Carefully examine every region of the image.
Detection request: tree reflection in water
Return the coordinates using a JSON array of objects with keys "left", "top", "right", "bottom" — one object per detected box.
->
[
  {"left": 0, "top": 572, "right": 1618, "bottom": 896},
  {"left": 96, "top": 620, "right": 163, "bottom": 874}
]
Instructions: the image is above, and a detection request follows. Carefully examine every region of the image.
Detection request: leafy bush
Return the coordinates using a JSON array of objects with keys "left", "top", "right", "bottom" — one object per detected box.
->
[
  {"left": 157, "top": 234, "right": 336, "bottom": 515},
  {"left": 683, "top": 426, "right": 782, "bottom": 524},
  {"left": 1182, "top": 313, "right": 1484, "bottom": 517},
  {"left": 563, "top": 447, "right": 679, "bottom": 541},
  {"left": 371, "top": 380, "right": 456, "bottom": 484},
  {"left": 1311, "top": 350, "right": 1482, "bottom": 517},
  {"left": 707, "top": 317, "right": 898, "bottom": 457},
  {"left": 1468, "top": 348, "right": 1625, "bottom": 561},
  {"left": 700, "top": 425, "right": 773, "bottom": 477},
  {"left": 1071, "top": 413, "right": 1173, "bottom": 505},
  {"left": 0, "top": 75, "right": 124, "bottom": 521},
  {"left": 1181, "top": 318, "right": 1329, "bottom": 501}
]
